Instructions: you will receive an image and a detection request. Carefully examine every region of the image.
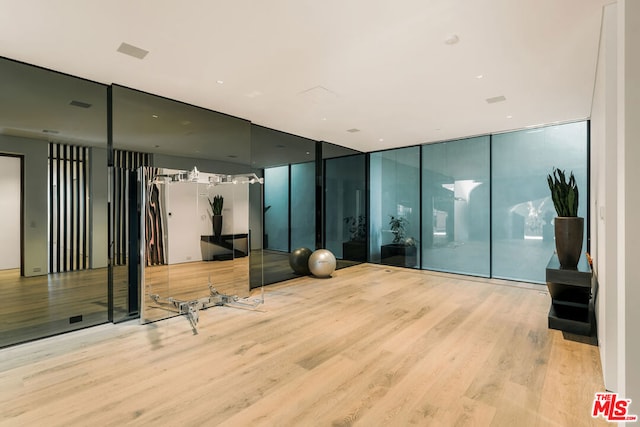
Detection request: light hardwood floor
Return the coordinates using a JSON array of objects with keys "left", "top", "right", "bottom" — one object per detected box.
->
[
  {"left": 0, "top": 264, "right": 607, "bottom": 426},
  {"left": 0, "top": 258, "right": 253, "bottom": 346}
]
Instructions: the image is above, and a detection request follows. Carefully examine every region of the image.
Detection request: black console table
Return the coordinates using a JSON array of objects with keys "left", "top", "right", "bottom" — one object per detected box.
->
[
  {"left": 200, "top": 234, "right": 248, "bottom": 261},
  {"left": 546, "top": 254, "right": 596, "bottom": 336}
]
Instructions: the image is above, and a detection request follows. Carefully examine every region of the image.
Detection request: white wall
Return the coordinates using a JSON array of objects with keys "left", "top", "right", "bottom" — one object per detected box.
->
[
  {"left": 592, "top": 1, "right": 619, "bottom": 393},
  {"left": 166, "top": 181, "right": 201, "bottom": 264},
  {"left": 592, "top": 0, "right": 640, "bottom": 403},
  {"left": 620, "top": 0, "right": 640, "bottom": 403},
  {"left": 0, "top": 156, "right": 21, "bottom": 270}
]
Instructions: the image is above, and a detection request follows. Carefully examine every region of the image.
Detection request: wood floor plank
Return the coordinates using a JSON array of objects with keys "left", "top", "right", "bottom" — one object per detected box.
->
[{"left": 0, "top": 264, "right": 607, "bottom": 426}]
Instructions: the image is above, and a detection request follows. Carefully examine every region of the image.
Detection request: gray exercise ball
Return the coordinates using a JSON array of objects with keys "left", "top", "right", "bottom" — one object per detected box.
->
[
  {"left": 308, "top": 249, "right": 336, "bottom": 278},
  {"left": 289, "top": 247, "right": 313, "bottom": 275}
]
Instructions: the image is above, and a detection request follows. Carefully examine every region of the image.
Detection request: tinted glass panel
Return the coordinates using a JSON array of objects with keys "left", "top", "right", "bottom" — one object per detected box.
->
[
  {"left": 264, "top": 166, "right": 289, "bottom": 252},
  {"left": 491, "top": 122, "right": 588, "bottom": 283},
  {"left": 370, "top": 147, "right": 420, "bottom": 268},
  {"left": 325, "top": 154, "right": 366, "bottom": 263},
  {"left": 291, "top": 162, "right": 315, "bottom": 250},
  {"left": 422, "top": 136, "right": 490, "bottom": 276},
  {"left": 0, "top": 58, "right": 108, "bottom": 347}
]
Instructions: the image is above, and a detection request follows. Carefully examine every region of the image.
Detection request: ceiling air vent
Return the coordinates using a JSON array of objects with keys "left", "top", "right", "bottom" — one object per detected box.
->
[
  {"left": 69, "top": 100, "right": 92, "bottom": 109},
  {"left": 347, "top": 128, "right": 360, "bottom": 133},
  {"left": 117, "top": 42, "right": 149, "bottom": 60},
  {"left": 486, "top": 95, "right": 506, "bottom": 104}
]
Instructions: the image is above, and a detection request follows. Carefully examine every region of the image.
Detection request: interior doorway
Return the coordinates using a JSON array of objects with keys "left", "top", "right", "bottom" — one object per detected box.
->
[{"left": 0, "top": 154, "right": 22, "bottom": 274}]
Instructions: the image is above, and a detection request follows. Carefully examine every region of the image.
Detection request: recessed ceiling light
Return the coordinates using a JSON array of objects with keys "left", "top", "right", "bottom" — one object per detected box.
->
[
  {"left": 506, "top": 115, "right": 513, "bottom": 119},
  {"left": 217, "top": 80, "right": 224, "bottom": 84},
  {"left": 476, "top": 75, "right": 484, "bottom": 79},
  {"left": 152, "top": 114, "right": 159, "bottom": 118},
  {"left": 379, "top": 138, "right": 384, "bottom": 142},
  {"left": 321, "top": 118, "right": 327, "bottom": 121},
  {"left": 306, "top": 151, "right": 310, "bottom": 155}
]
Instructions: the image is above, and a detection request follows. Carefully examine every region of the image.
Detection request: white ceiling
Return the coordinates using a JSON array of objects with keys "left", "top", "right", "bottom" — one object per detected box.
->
[{"left": 0, "top": 0, "right": 609, "bottom": 153}]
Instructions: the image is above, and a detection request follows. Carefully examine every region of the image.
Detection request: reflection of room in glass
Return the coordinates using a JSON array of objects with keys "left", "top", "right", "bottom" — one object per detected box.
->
[
  {"left": 508, "top": 196, "right": 555, "bottom": 240},
  {"left": 433, "top": 180, "right": 482, "bottom": 245}
]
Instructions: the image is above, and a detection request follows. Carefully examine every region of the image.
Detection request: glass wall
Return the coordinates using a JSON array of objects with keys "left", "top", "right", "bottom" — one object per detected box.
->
[
  {"left": 264, "top": 166, "right": 289, "bottom": 252},
  {"left": 291, "top": 162, "right": 315, "bottom": 250},
  {"left": 325, "top": 154, "right": 367, "bottom": 261},
  {"left": 0, "top": 57, "right": 109, "bottom": 348},
  {"left": 370, "top": 147, "right": 420, "bottom": 267},
  {"left": 492, "top": 122, "right": 588, "bottom": 283},
  {"left": 422, "top": 136, "right": 490, "bottom": 276}
]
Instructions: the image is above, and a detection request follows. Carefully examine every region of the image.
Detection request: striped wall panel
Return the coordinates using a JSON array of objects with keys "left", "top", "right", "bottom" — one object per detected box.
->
[{"left": 48, "top": 143, "right": 89, "bottom": 273}]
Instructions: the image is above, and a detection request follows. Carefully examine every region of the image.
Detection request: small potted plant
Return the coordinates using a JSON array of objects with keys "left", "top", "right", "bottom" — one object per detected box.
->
[
  {"left": 389, "top": 216, "right": 408, "bottom": 244},
  {"left": 382, "top": 215, "right": 417, "bottom": 267},
  {"left": 547, "top": 168, "right": 583, "bottom": 268},
  {"left": 208, "top": 195, "right": 224, "bottom": 239}
]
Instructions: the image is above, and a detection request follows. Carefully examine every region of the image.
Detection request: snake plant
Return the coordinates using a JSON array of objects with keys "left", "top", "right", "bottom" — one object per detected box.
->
[{"left": 547, "top": 168, "right": 578, "bottom": 217}]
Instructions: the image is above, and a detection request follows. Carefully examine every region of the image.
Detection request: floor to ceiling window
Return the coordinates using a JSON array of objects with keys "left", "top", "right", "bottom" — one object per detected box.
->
[
  {"left": 325, "top": 154, "right": 367, "bottom": 260},
  {"left": 366, "top": 121, "right": 588, "bottom": 284},
  {"left": 370, "top": 147, "right": 420, "bottom": 268},
  {"left": 422, "top": 136, "right": 491, "bottom": 276},
  {"left": 491, "top": 121, "right": 588, "bottom": 283}
]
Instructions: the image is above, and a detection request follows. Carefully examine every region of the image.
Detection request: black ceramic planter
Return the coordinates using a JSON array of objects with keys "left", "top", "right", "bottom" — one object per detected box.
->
[
  {"left": 554, "top": 217, "right": 584, "bottom": 269},
  {"left": 213, "top": 215, "right": 223, "bottom": 240}
]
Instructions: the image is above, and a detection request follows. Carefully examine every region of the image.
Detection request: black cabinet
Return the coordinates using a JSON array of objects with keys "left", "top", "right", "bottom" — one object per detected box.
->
[
  {"left": 342, "top": 241, "right": 367, "bottom": 262},
  {"left": 200, "top": 234, "right": 248, "bottom": 261},
  {"left": 546, "top": 254, "right": 596, "bottom": 336},
  {"left": 381, "top": 244, "right": 417, "bottom": 268}
]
